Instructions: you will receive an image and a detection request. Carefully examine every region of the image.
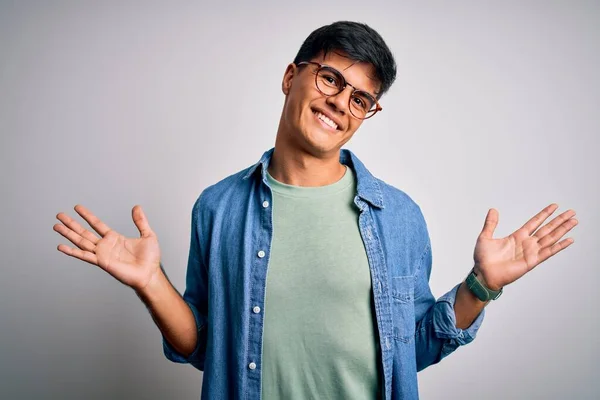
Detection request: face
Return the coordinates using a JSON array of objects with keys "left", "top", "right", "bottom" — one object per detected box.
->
[{"left": 279, "top": 51, "right": 381, "bottom": 157}]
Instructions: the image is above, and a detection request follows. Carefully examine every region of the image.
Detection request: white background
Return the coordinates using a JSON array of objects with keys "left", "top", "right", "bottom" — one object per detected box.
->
[{"left": 1, "top": 1, "right": 598, "bottom": 398}]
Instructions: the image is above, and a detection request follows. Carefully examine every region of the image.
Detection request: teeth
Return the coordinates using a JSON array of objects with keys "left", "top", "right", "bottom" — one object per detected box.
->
[{"left": 315, "top": 111, "right": 338, "bottom": 130}]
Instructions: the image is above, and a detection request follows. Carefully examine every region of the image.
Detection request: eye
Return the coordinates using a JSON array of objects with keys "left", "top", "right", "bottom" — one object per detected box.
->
[
  {"left": 352, "top": 96, "right": 365, "bottom": 109},
  {"left": 319, "top": 72, "right": 339, "bottom": 87},
  {"left": 351, "top": 93, "right": 373, "bottom": 111},
  {"left": 317, "top": 67, "right": 342, "bottom": 89}
]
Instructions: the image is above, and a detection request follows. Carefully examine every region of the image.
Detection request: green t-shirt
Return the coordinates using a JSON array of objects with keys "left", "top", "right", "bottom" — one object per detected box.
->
[{"left": 261, "top": 165, "right": 382, "bottom": 399}]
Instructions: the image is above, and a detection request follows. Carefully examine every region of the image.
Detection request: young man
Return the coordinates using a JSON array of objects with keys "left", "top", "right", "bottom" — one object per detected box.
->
[{"left": 54, "top": 21, "right": 577, "bottom": 399}]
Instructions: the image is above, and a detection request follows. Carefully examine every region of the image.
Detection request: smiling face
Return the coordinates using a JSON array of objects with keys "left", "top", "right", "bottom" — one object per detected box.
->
[{"left": 278, "top": 51, "right": 381, "bottom": 158}]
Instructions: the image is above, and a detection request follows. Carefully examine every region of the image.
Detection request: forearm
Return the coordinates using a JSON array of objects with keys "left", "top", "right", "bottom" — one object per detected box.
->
[
  {"left": 136, "top": 267, "right": 198, "bottom": 358},
  {"left": 453, "top": 279, "right": 488, "bottom": 329}
]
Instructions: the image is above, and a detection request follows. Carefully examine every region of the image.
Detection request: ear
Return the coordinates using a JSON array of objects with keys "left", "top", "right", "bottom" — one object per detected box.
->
[{"left": 281, "top": 63, "right": 296, "bottom": 95}]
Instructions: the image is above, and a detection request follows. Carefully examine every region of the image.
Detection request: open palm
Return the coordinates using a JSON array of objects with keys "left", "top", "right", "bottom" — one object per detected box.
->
[
  {"left": 54, "top": 204, "right": 161, "bottom": 291},
  {"left": 473, "top": 204, "right": 577, "bottom": 291}
]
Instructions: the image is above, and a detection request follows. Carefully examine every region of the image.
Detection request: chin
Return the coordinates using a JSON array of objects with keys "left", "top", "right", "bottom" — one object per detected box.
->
[
  {"left": 301, "top": 131, "right": 343, "bottom": 156},
  {"left": 283, "top": 112, "right": 345, "bottom": 155}
]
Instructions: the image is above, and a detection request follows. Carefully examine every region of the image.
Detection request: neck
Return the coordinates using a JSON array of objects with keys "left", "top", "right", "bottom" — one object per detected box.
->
[{"left": 268, "top": 131, "right": 346, "bottom": 187}]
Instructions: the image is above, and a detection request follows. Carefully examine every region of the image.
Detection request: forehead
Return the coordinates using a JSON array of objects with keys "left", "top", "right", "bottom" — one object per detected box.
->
[{"left": 315, "top": 51, "right": 381, "bottom": 96}]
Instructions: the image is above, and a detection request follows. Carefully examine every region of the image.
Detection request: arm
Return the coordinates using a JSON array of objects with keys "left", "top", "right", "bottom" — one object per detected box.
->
[
  {"left": 53, "top": 200, "right": 208, "bottom": 371},
  {"left": 414, "top": 204, "right": 577, "bottom": 371},
  {"left": 413, "top": 241, "right": 486, "bottom": 372},
  {"left": 152, "top": 197, "right": 209, "bottom": 371},
  {"left": 454, "top": 279, "right": 488, "bottom": 329},
  {"left": 136, "top": 264, "right": 200, "bottom": 359}
]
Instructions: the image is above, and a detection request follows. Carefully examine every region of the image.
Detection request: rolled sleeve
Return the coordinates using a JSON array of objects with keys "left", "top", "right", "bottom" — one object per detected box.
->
[{"left": 432, "top": 283, "right": 485, "bottom": 358}]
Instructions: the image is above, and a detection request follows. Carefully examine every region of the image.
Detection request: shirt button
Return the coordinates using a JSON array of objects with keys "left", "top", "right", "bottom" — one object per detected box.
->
[
  {"left": 253, "top": 306, "right": 261, "bottom": 314},
  {"left": 248, "top": 362, "right": 257, "bottom": 370},
  {"left": 262, "top": 201, "right": 269, "bottom": 208},
  {"left": 257, "top": 250, "right": 266, "bottom": 258}
]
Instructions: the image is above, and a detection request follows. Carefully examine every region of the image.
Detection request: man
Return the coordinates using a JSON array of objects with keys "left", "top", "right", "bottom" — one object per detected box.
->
[{"left": 53, "top": 21, "right": 577, "bottom": 399}]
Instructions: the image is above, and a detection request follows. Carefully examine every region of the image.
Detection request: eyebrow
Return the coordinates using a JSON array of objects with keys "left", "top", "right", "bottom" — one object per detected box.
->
[{"left": 334, "top": 63, "right": 380, "bottom": 99}]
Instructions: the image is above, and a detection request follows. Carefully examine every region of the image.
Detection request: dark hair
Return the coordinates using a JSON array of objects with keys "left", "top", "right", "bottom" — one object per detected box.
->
[{"left": 293, "top": 21, "right": 397, "bottom": 98}]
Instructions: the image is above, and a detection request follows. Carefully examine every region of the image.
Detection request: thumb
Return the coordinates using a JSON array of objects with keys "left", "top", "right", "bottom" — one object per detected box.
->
[
  {"left": 480, "top": 208, "right": 499, "bottom": 239},
  {"left": 132, "top": 205, "right": 153, "bottom": 238}
]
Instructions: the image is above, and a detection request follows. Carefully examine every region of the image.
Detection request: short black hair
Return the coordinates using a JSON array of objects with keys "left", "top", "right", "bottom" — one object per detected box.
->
[{"left": 293, "top": 21, "right": 397, "bottom": 98}]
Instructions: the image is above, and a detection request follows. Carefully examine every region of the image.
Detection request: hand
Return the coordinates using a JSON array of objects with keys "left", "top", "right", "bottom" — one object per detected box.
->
[
  {"left": 473, "top": 203, "right": 577, "bottom": 291},
  {"left": 54, "top": 204, "right": 162, "bottom": 292}
]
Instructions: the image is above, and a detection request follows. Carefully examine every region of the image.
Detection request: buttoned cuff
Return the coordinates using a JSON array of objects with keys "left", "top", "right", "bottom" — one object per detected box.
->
[{"left": 432, "top": 282, "right": 486, "bottom": 356}]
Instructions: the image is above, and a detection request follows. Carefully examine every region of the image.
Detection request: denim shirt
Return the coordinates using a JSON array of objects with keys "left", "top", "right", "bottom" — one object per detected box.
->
[{"left": 162, "top": 147, "right": 485, "bottom": 400}]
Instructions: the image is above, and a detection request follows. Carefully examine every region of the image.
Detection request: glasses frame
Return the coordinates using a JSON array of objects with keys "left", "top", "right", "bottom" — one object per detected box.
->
[{"left": 296, "top": 61, "right": 383, "bottom": 120}]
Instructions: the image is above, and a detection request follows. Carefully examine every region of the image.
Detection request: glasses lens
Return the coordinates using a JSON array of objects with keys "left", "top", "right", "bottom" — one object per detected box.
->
[
  {"left": 350, "top": 91, "right": 377, "bottom": 119},
  {"left": 315, "top": 67, "right": 343, "bottom": 96},
  {"left": 311, "top": 64, "right": 380, "bottom": 119}
]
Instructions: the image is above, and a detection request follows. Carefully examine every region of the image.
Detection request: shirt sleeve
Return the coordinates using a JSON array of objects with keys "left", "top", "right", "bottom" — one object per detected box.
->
[
  {"left": 413, "top": 239, "right": 486, "bottom": 372},
  {"left": 162, "top": 195, "right": 209, "bottom": 372}
]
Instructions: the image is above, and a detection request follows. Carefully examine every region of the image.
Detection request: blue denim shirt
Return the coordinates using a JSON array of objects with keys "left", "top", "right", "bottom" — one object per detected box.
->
[{"left": 162, "top": 147, "right": 485, "bottom": 400}]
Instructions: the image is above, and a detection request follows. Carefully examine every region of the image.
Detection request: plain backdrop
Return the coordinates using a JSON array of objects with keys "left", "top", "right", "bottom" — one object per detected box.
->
[{"left": 1, "top": 1, "right": 598, "bottom": 399}]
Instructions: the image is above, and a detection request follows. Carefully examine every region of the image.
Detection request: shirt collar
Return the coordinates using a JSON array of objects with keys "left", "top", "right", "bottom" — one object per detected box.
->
[{"left": 242, "top": 147, "right": 384, "bottom": 209}]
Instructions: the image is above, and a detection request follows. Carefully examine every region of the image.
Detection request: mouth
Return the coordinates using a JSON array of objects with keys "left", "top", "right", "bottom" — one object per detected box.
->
[{"left": 312, "top": 109, "right": 340, "bottom": 131}]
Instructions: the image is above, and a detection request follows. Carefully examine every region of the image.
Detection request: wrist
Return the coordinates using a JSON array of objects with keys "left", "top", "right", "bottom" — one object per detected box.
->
[
  {"left": 466, "top": 266, "right": 503, "bottom": 302},
  {"left": 136, "top": 266, "right": 168, "bottom": 302},
  {"left": 473, "top": 264, "right": 502, "bottom": 292},
  {"left": 460, "top": 280, "right": 489, "bottom": 305}
]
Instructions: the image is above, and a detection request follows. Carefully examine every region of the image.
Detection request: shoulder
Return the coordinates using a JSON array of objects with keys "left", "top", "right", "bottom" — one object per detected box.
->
[
  {"left": 378, "top": 178, "right": 426, "bottom": 221},
  {"left": 372, "top": 177, "right": 430, "bottom": 246},
  {"left": 345, "top": 147, "right": 425, "bottom": 225},
  {"left": 191, "top": 164, "right": 256, "bottom": 216},
  {"left": 200, "top": 167, "right": 253, "bottom": 201}
]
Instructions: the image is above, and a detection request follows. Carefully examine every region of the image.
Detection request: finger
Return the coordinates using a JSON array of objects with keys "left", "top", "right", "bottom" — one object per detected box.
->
[
  {"left": 132, "top": 205, "right": 153, "bottom": 238},
  {"left": 53, "top": 222, "right": 96, "bottom": 252},
  {"left": 57, "top": 243, "right": 99, "bottom": 266},
  {"left": 55, "top": 212, "right": 100, "bottom": 245},
  {"left": 73, "top": 204, "right": 112, "bottom": 237},
  {"left": 480, "top": 208, "right": 499, "bottom": 239},
  {"left": 536, "top": 237, "right": 574, "bottom": 265},
  {"left": 519, "top": 203, "right": 559, "bottom": 236},
  {"left": 533, "top": 209, "right": 576, "bottom": 240},
  {"left": 538, "top": 217, "right": 578, "bottom": 249}
]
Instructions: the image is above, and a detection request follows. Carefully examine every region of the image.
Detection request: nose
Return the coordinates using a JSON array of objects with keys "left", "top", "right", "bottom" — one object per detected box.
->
[{"left": 325, "top": 86, "right": 353, "bottom": 115}]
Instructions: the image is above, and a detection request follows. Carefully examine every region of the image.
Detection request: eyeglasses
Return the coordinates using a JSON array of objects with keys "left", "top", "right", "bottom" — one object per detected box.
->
[{"left": 296, "top": 61, "right": 382, "bottom": 120}]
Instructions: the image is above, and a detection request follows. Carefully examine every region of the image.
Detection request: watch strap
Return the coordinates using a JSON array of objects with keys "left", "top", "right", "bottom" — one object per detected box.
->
[{"left": 466, "top": 268, "right": 503, "bottom": 301}]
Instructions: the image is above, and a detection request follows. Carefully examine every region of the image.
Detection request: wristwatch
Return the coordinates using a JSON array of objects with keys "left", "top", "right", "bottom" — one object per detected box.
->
[{"left": 466, "top": 267, "right": 503, "bottom": 302}]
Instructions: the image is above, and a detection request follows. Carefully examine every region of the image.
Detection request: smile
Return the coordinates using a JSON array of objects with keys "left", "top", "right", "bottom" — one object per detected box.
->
[{"left": 313, "top": 110, "right": 339, "bottom": 131}]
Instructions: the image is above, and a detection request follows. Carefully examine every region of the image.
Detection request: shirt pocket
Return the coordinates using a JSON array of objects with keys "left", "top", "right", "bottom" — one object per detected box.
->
[{"left": 391, "top": 275, "right": 415, "bottom": 343}]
